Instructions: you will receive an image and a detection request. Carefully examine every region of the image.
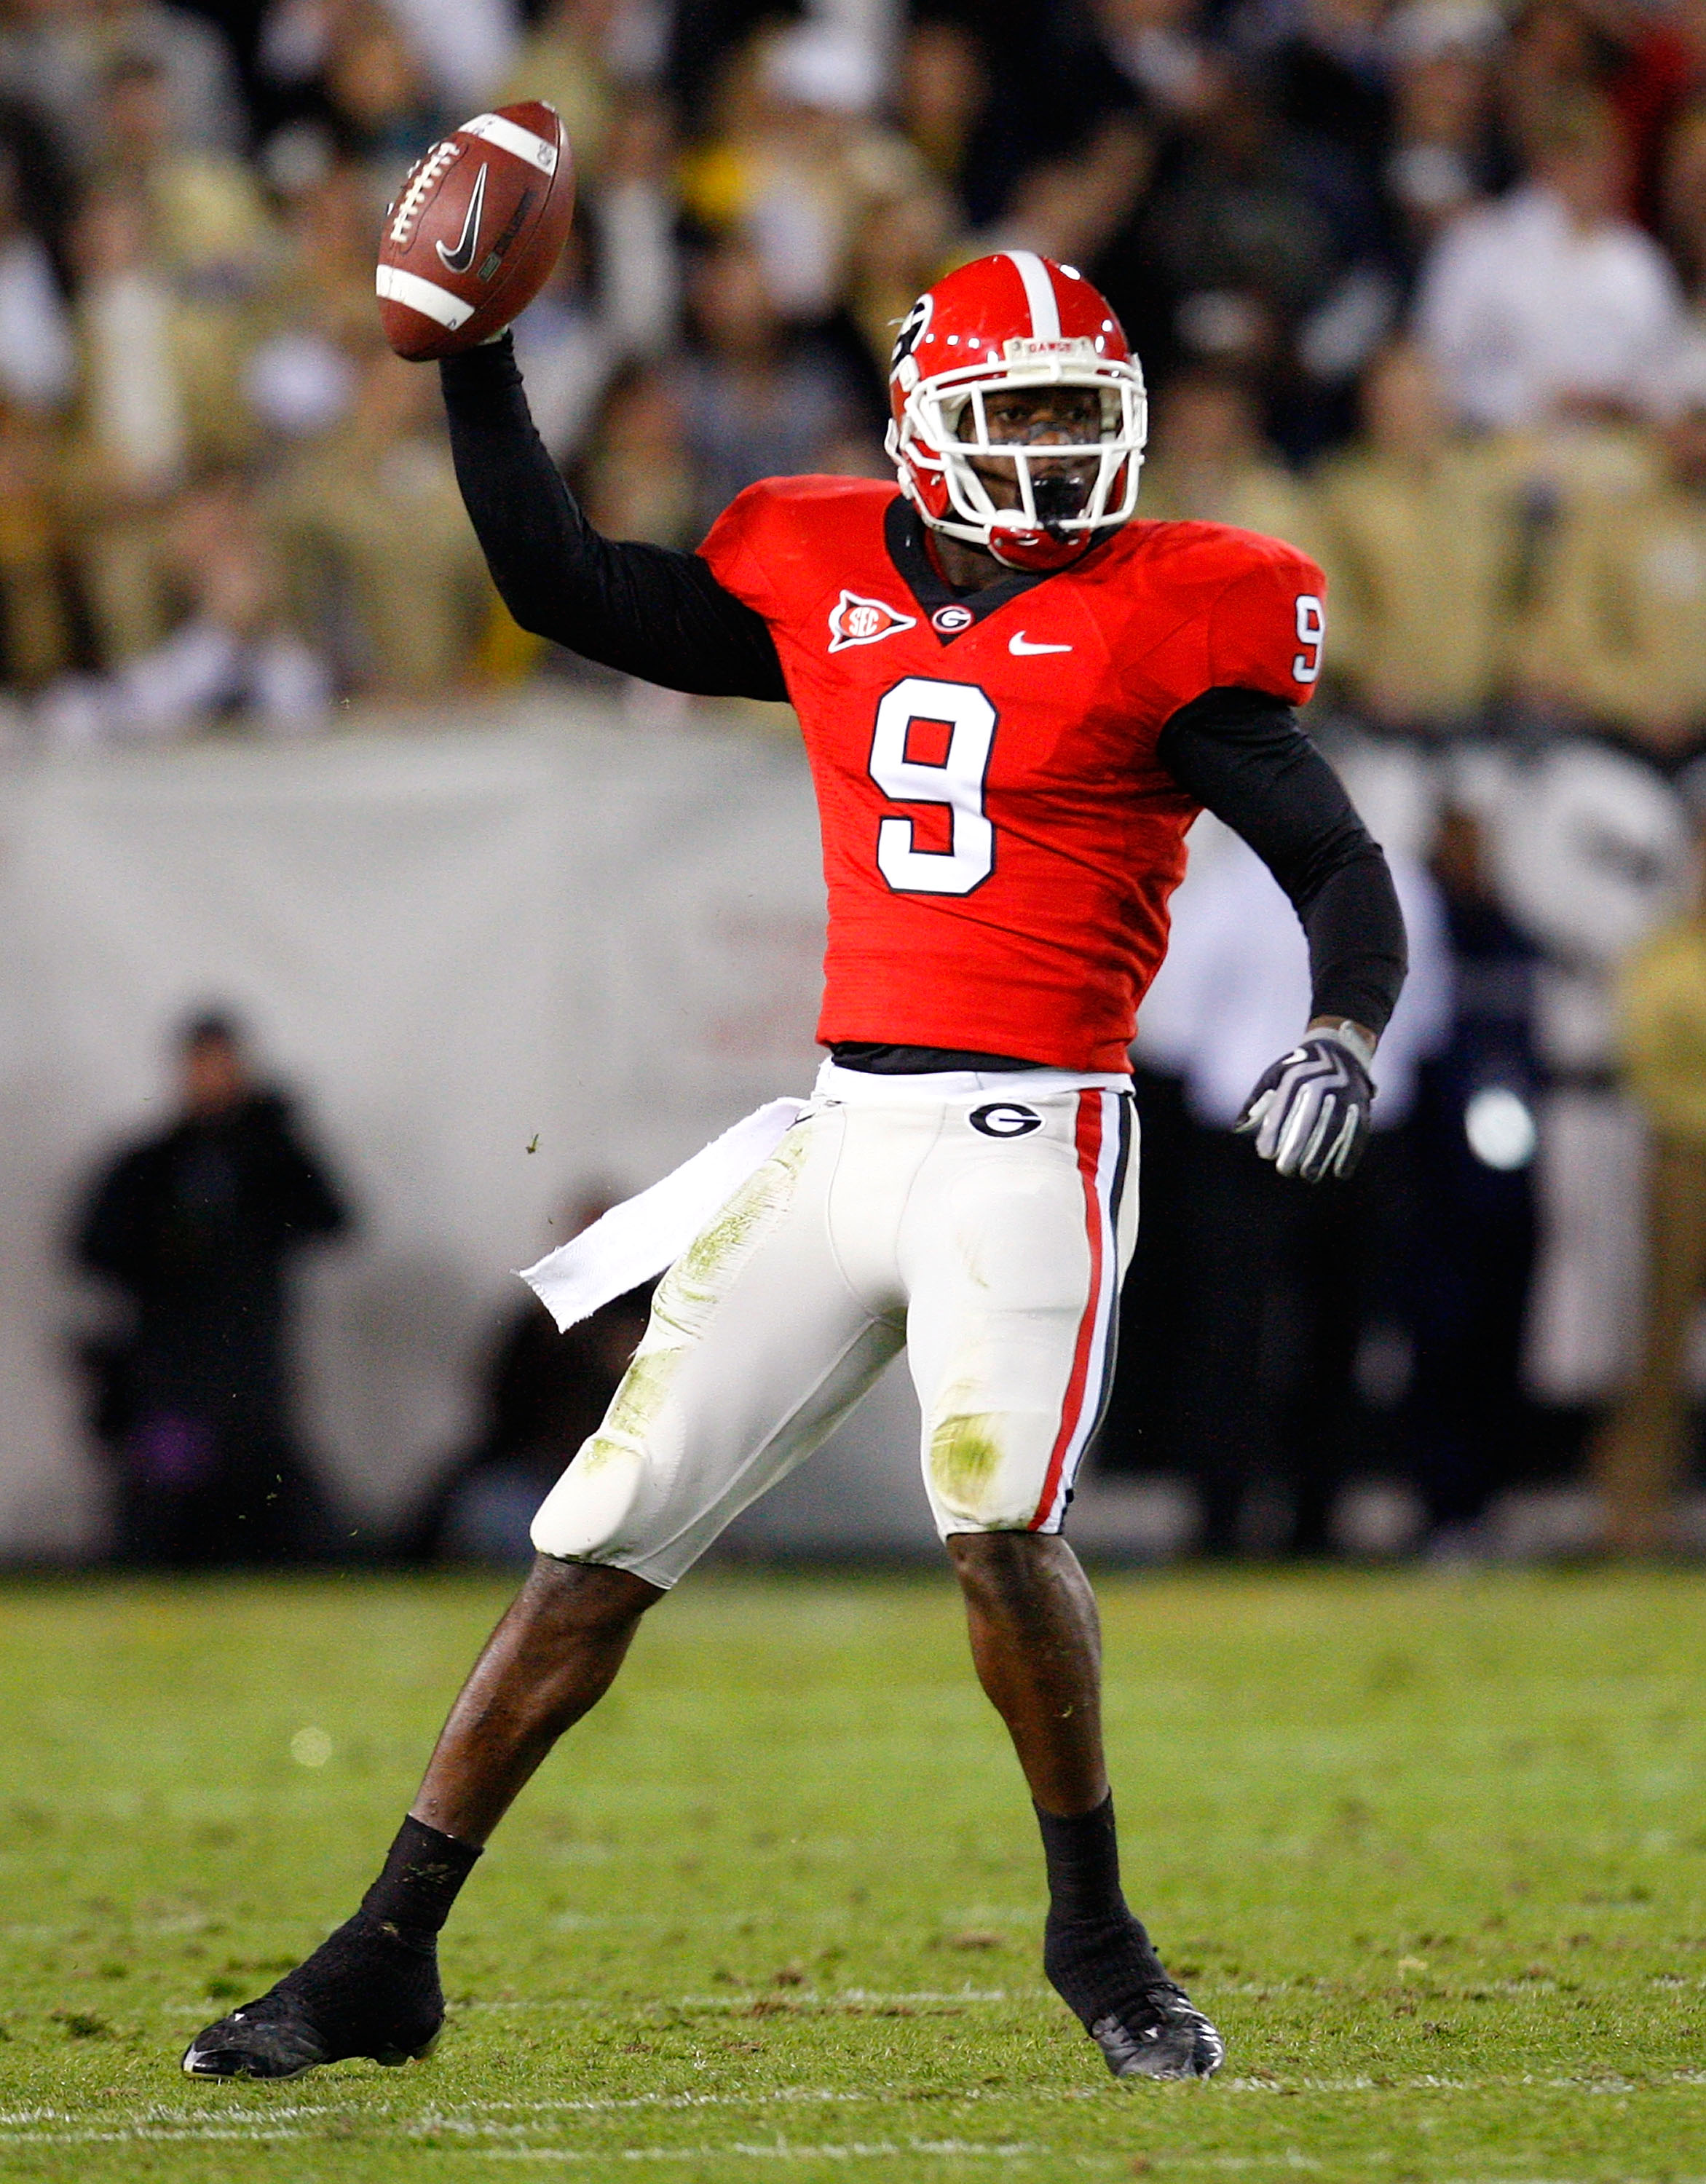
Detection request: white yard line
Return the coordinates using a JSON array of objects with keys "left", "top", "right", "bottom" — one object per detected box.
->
[
  {"left": 469, "top": 2146, "right": 1041, "bottom": 2164},
  {"left": 165, "top": 1989, "right": 1048, "bottom": 2018},
  {"left": 9, "top": 2066, "right": 1706, "bottom": 2140},
  {"left": 0, "top": 2127, "right": 309, "bottom": 2145},
  {"left": 465, "top": 1990, "right": 1041, "bottom": 2012}
]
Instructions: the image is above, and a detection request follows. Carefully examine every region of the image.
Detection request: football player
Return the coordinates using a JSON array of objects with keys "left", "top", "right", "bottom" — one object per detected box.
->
[{"left": 185, "top": 253, "right": 1405, "bottom": 2085}]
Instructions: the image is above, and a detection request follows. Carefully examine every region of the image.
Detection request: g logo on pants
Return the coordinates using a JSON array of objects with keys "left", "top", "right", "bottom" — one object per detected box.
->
[{"left": 969, "top": 1102, "right": 1043, "bottom": 1139}]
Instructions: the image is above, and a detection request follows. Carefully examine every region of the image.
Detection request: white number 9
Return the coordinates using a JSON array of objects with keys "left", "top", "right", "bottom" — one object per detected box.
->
[
  {"left": 869, "top": 676, "right": 998, "bottom": 895},
  {"left": 1292, "top": 593, "right": 1324, "bottom": 683}
]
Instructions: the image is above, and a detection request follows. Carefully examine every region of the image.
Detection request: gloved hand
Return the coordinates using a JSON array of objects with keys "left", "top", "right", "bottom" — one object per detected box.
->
[{"left": 1234, "top": 1023, "right": 1375, "bottom": 1183}]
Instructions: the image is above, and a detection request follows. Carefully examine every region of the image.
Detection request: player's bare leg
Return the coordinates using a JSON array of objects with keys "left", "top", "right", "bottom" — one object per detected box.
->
[
  {"left": 183, "top": 1557, "right": 661, "bottom": 2078},
  {"left": 948, "top": 1532, "right": 1223, "bottom": 2081},
  {"left": 948, "top": 1532, "right": 1107, "bottom": 1813},
  {"left": 410, "top": 1557, "right": 664, "bottom": 1842}
]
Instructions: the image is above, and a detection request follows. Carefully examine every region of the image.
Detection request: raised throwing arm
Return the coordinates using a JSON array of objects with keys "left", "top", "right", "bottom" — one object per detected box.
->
[{"left": 438, "top": 337, "right": 787, "bottom": 702}]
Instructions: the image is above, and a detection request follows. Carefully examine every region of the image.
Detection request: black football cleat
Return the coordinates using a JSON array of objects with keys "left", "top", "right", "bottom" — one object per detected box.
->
[
  {"left": 1089, "top": 1981, "right": 1225, "bottom": 2080},
  {"left": 182, "top": 1912, "right": 443, "bottom": 2080}
]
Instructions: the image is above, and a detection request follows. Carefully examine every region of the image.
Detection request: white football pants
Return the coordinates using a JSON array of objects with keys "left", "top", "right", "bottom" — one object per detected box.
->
[{"left": 531, "top": 1063, "right": 1138, "bottom": 1588}]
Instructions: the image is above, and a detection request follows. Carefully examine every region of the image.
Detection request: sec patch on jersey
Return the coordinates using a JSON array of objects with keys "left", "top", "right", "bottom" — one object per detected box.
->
[{"left": 376, "top": 102, "right": 573, "bottom": 361}]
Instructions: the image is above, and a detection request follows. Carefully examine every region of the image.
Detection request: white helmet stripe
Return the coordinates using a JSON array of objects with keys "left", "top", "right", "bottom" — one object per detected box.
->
[{"left": 1003, "top": 250, "right": 1060, "bottom": 339}]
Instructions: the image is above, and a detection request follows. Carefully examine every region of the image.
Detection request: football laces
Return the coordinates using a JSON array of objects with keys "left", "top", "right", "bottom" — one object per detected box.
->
[{"left": 387, "top": 140, "right": 462, "bottom": 251}]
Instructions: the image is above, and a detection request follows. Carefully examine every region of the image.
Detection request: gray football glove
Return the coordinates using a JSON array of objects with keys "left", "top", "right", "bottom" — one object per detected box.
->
[{"left": 1234, "top": 1024, "right": 1376, "bottom": 1183}]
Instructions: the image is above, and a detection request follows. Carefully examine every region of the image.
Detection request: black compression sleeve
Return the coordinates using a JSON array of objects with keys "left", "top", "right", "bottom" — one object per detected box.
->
[
  {"left": 1156, "top": 687, "right": 1408, "bottom": 1037},
  {"left": 438, "top": 339, "right": 786, "bottom": 700}
]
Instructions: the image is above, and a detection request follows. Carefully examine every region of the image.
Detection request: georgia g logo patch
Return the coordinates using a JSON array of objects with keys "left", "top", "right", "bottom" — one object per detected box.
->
[
  {"left": 970, "top": 1102, "right": 1043, "bottom": 1139},
  {"left": 828, "top": 590, "right": 917, "bottom": 652}
]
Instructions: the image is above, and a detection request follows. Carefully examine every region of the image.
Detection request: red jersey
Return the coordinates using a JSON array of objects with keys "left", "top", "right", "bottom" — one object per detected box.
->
[{"left": 699, "top": 478, "right": 1325, "bottom": 1073}]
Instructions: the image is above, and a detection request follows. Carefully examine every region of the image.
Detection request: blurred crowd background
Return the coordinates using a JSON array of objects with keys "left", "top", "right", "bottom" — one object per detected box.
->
[{"left": 9, "top": 0, "right": 1706, "bottom": 1564}]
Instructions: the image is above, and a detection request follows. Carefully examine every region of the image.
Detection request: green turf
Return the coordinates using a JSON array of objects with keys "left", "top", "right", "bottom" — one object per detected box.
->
[{"left": 1, "top": 1567, "right": 1705, "bottom": 2182}]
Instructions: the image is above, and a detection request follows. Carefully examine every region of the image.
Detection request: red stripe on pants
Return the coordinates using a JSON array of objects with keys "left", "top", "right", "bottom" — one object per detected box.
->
[{"left": 1029, "top": 1089, "right": 1105, "bottom": 1530}]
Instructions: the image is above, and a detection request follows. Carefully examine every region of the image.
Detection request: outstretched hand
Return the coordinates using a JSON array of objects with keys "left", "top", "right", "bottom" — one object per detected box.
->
[{"left": 1234, "top": 1024, "right": 1376, "bottom": 1183}]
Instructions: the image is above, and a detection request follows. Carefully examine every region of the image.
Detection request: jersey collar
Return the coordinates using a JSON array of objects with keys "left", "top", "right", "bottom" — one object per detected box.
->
[{"left": 883, "top": 499, "right": 1053, "bottom": 644}]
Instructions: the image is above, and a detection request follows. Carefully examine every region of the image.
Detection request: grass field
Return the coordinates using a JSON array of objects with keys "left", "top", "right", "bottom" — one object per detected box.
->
[{"left": 1, "top": 1567, "right": 1706, "bottom": 2183}]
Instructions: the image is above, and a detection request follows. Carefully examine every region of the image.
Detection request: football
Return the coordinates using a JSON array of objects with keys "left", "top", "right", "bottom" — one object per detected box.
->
[{"left": 376, "top": 102, "right": 574, "bottom": 361}]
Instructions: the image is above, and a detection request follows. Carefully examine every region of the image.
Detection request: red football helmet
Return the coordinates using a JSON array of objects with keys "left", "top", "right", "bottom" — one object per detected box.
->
[{"left": 886, "top": 251, "right": 1148, "bottom": 571}]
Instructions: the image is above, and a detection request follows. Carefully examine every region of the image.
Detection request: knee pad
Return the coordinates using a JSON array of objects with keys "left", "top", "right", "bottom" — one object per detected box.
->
[
  {"left": 925, "top": 1405, "right": 1061, "bottom": 1533},
  {"left": 529, "top": 1435, "right": 648, "bottom": 1560}
]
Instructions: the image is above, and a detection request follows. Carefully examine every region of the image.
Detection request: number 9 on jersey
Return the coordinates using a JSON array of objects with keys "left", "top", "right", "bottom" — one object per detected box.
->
[{"left": 869, "top": 676, "right": 998, "bottom": 895}]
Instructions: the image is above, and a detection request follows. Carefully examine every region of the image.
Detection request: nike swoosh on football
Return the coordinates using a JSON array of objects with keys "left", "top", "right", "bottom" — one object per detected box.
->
[
  {"left": 1008, "top": 632, "right": 1073, "bottom": 654},
  {"left": 436, "top": 165, "right": 488, "bottom": 275}
]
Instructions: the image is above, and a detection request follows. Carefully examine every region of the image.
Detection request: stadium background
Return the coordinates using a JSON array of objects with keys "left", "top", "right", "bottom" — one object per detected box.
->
[{"left": 1, "top": 0, "right": 1705, "bottom": 1564}]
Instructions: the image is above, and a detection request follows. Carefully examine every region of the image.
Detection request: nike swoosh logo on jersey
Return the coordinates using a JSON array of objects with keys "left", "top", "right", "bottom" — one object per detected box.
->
[
  {"left": 436, "top": 165, "right": 488, "bottom": 274},
  {"left": 1008, "top": 632, "right": 1073, "bottom": 655}
]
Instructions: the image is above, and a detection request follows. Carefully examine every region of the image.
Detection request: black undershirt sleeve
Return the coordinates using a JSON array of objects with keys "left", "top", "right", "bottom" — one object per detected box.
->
[
  {"left": 438, "top": 337, "right": 787, "bottom": 700},
  {"left": 1156, "top": 687, "right": 1408, "bottom": 1039}
]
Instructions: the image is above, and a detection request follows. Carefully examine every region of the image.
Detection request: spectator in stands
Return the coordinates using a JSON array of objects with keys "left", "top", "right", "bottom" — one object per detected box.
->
[
  {"left": 896, "top": 16, "right": 990, "bottom": 205},
  {"left": 1100, "top": 53, "right": 1384, "bottom": 440},
  {"left": 580, "top": 363, "right": 696, "bottom": 550},
  {"left": 59, "top": 185, "right": 194, "bottom": 662},
  {"left": 1490, "top": 738, "right": 1693, "bottom": 1447},
  {"left": 1263, "top": 0, "right": 1395, "bottom": 181},
  {"left": 1661, "top": 103, "right": 1706, "bottom": 321},
  {"left": 496, "top": 0, "right": 618, "bottom": 183},
  {"left": 510, "top": 216, "right": 614, "bottom": 470},
  {"left": 38, "top": 471, "right": 328, "bottom": 741},
  {"left": 588, "top": 90, "right": 681, "bottom": 365},
  {"left": 680, "top": 19, "right": 916, "bottom": 328},
  {"left": 0, "top": 138, "right": 70, "bottom": 408},
  {"left": 1091, "top": 0, "right": 1217, "bottom": 132},
  {"left": 1496, "top": 0, "right": 1624, "bottom": 157},
  {"left": 1135, "top": 365, "right": 1317, "bottom": 545},
  {"left": 1418, "top": 90, "right": 1685, "bottom": 430},
  {"left": 1408, "top": 803, "right": 1543, "bottom": 1551},
  {"left": 0, "top": 395, "right": 74, "bottom": 686},
  {"left": 1593, "top": 794, "right": 1706, "bottom": 1554},
  {"left": 1382, "top": 0, "right": 1502, "bottom": 273},
  {"left": 823, "top": 171, "right": 957, "bottom": 430},
  {"left": 269, "top": 341, "right": 491, "bottom": 697},
  {"left": 317, "top": 0, "right": 442, "bottom": 193},
  {"left": 243, "top": 157, "right": 372, "bottom": 443},
  {"left": 982, "top": 108, "right": 1153, "bottom": 273},
  {"left": 674, "top": 233, "right": 855, "bottom": 537},
  {"left": 382, "top": 0, "right": 516, "bottom": 113},
  {"left": 0, "top": 71, "right": 73, "bottom": 274},
  {"left": 73, "top": 1008, "right": 348, "bottom": 1567},
  {"left": 1128, "top": 818, "right": 1451, "bottom": 1554},
  {"left": 502, "top": 99, "right": 680, "bottom": 472},
  {"left": 1604, "top": 0, "right": 1706, "bottom": 232},
  {"left": 0, "top": 0, "right": 247, "bottom": 179},
  {"left": 1314, "top": 339, "right": 1518, "bottom": 732},
  {"left": 1520, "top": 344, "right": 1706, "bottom": 762},
  {"left": 98, "top": 46, "right": 266, "bottom": 281}
]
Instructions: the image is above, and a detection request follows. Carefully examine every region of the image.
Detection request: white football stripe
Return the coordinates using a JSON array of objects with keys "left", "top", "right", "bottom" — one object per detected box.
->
[
  {"left": 376, "top": 263, "right": 474, "bottom": 330},
  {"left": 1004, "top": 250, "right": 1060, "bottom": 339},
  {"left": 462, "top": 110, "right": 559, "bottom": 174}
]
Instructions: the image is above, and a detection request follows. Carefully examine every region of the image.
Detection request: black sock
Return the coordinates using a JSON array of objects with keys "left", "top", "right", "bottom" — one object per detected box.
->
[
  {"left": 1036, "top": 1794, "right": 1170, "bottom": 2028},
  {"left": 223, "top": 1819, "right": 479, "bottom": 2060},
  {"left": 1036, "top": 1793, "right": 1127, "bottom": 1923},
  {"left": 359, "top": 1815, "right": 483, "bottom": 1943}
]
